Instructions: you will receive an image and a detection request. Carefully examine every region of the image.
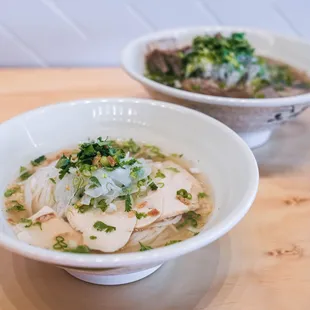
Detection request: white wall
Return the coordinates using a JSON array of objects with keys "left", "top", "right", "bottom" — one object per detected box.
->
[{"left": 0, "top": 0, "right": 308, "bottom": 67}]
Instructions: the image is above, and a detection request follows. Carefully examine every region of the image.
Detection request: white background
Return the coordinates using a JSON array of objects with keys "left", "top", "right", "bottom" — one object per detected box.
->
[{"left": 0, "top": 0, "right": 308, "bottom": 67}]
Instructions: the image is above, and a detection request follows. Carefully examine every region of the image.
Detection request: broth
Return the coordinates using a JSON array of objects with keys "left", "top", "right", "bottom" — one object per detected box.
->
[{"left": 3, "top": 138, "right": 213, "bottom": 254}]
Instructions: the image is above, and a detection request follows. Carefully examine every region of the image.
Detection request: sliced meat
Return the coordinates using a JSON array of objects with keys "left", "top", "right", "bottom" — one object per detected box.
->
[
  {"left": 15, "top": 206, "right": 82, "bottom": 249},
  {"left": 66, "top": 201, "right": 136, "bottom": 253},
  {"left": 146, "top": 49, "right": 183, "bottom": 77},
  {"left": 142, "top": 161, "right": 203, "bottom": 222}
]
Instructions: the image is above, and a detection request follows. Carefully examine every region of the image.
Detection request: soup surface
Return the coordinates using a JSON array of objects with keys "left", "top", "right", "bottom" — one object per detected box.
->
[
  {"left": 145, "top": 32, "right": 310, "bottom": 99},
  {"left": 3, "top": 138, "right": 212, "bottom": 254}
]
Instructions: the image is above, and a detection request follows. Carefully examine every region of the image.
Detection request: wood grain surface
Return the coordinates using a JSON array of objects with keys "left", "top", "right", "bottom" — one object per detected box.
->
[{"left": 0, "top": 68, "right": 310, "bottom": 310}]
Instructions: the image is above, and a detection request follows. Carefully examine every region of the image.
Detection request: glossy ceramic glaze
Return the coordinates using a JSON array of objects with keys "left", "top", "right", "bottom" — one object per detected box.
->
[
  {"left": 122, "top": 26, "right": 310, "bottom": 148},
  {"left": 0, "top": 98, "right": 258, "bottom": 284}
]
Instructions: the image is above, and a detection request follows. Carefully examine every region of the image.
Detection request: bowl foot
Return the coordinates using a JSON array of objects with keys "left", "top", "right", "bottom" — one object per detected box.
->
[
  {"left": 64, "top": 264, "right": 162, "bottom": 285},
  {"left": 239, "top": 129, "right": 272, "bottom": 149}
]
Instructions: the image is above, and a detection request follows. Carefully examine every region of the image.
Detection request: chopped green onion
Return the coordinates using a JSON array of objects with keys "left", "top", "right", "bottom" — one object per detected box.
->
[
  {"left": 176, "top": 189, "right": 192, "bottom": 200},
  {"left": 31, "top": 155, "right": 46, "bottom": 166},
  {"left": 53, "top": 236, "right": 68, "bottom": 250},
  {"left": 4, "top": 187, "right": 19, "bottom": 197},
  {"left": 49, "top": 178, "right": 56, "bottom": 184}
]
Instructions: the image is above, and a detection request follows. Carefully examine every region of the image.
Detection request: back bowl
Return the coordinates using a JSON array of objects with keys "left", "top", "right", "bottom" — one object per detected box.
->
[
  {"left": 0, "top": 98, "right": 258, "bottom": 285},
  {"left": 122, "top": 26, "right": 310, "bottom": 148}
]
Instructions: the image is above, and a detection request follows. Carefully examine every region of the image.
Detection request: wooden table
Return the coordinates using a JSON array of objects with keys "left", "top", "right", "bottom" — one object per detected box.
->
[{"left": 1, "top": 68, "right": 310, "bottom": 310}]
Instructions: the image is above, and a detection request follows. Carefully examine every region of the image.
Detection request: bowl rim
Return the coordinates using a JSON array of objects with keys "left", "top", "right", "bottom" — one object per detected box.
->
[
  {"left": 122, "top": 25, "right": 310, "bottom": 108},
  {"left": 0, "top": 97, "right": 259, "bottom": 268}
]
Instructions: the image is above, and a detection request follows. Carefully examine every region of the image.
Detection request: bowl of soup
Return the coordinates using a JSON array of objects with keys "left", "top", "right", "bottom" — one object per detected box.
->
[
  {"left": 0, "top": 98, "right": 258, "bottom": 285},
  {"left": 122, "top": 27, "right": 310, "bottom": 148}
]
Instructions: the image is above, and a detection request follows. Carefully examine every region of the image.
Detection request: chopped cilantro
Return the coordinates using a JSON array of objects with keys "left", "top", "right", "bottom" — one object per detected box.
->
[
  {"left": 7, "top": 202, "right": 25, "bottom": 212},
  {"left": 33, "top": 221, "right": 42, "bottom": 230},
  {"left": 90, "top": 235, "right": 97, "bottom": 240},
  {"left": 89, "top": 176, "right": 101, "bottom": 188},
  {"left": 176, "top": 211, "right": 201, "bottom": 229},
  {"left": 125, "top": 194, "right": 133, "bottom": 212},
  {"left": 139, "top": 242, "right": 153, "bottom": 251},
  {"left": 135, "top": 211, "right": 147, "bottom": 219},
  {"left": 165, "top": 240, "right": 181, "bottom": 246},
  {"left": 93, "top": 221, "right": 116, "bottom": 233},
  {"left": 20, "top": 218, "right": 33, "bottom": 228},
  {"left": 97, "top": 199, "right": 108, "bottom": 212},
  {"left": 31, "top": 155, "right": 46, "bottom": 166},
  {"left": 155, "top": 169, "right": 165, "bottom": 178},
  {"left": 75, "top": 204, "right": 92, "bottom": 213}
]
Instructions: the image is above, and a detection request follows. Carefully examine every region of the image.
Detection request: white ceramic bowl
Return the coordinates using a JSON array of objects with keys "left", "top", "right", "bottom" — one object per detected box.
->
[
  {"left": 122, "top": 26, "right": 310, "bottom": 148},
  {"left": 0, "top": 98, "right": 258, "bottom": 285}
]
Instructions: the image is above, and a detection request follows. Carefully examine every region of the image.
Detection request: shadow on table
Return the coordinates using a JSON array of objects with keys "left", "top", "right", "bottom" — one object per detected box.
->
[
  {"left": 254, "top": 118, "right": 310, "bottom": 177},
  {"left": 2, "top": 235, "right": 234, "bottom": 310}
]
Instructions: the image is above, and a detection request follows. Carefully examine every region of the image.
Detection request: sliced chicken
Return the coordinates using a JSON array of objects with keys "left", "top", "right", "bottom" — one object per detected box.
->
[
  {"left": 66, "top": 201, "right": 136, "bottom": 253},
  {"left": 15, "top": 206, "right": 82, "bottom": 249},
  {"left": 149, "top": 161, "right": 203, "bottom": 221}
]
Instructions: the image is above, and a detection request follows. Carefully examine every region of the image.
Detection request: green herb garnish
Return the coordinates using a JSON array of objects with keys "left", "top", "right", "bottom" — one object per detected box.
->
[
  {"left": 19, "top": 166, "right": 32, "bottom": 181},
  {"left": 89, "top": 176, "right": 101, "bottom": 188},
  {"left": 93, "top": 221, "right": 116, "bottom": 233},
  {"left": 33, "top": 221, "right": 42, "bottom": 230},
  {"left": 97, "top": 199, "right": 108, "bottom": 212},
  {"left": 130, "top": 166, "right": 142, "bottom": 179},
  {"left": 75, "top": 204, "right": 92, "bottom": 214},
  {"left": 49, "top": 177, "right": 56, "bottom": 184},
  {"left": 125, "top": 194, "right": 132, "bottom": 212},
  {"left": 122, "top": 138, "right": 141, "bottom": 154},
  {"left": 55, "top": 154, "right": 75, "bottom": 179},
  {"left": 176, "top": 211, "right": 201, "bottom": 229},
  {"left": 90, "top": 235, "right": 97, "bottom": 240},
  {"left": 7, "top": 202, "right": 25, "bottom": 212},
  {"left": 135, "top": 211, "right": 148, "bottom": 219},
  {"left": 176, "top": 189, "right": 192, "bottom": 200},
  {"left": 31, "top": 155, "right": 46, "bottom": 166},
  {"left": 171, "top": 153, "right": 183, "bottom": 158},
  {"left": 20, "top": 218, "right": 33, "bottom": 228},
  {"left": 4, "top": 187, "right": 19, "bottom": 197},
  {"left": 53, "top": 236, "right": 68, "bottom": 250},
  {"left": 165, "top": 240, "right": 181, "bottom": 246},
  {"left": 139, "top": 242, "right": 153, "bottom": 251},
  {"left": 198, "top": 192, "right": 208, "bottom": 199},
  {"left": 165, "top": 167, "right": 180, "bottom": 173},
  {"left": 155, "top": 169, "right": 165, "bottom": 178}
]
